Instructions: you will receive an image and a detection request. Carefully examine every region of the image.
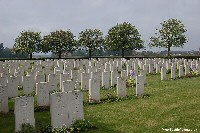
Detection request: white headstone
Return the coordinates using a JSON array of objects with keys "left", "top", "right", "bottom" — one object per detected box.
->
[
  {"left": 50, "top": 92, "right": 72, "bottom": 128},
  {"left": 161, "top": 67, "right": 166, "bottom": 80},
  {"left": 111, "top": 70, "right": 118, "bottom": 86},
  {"left": 185, "top": 65, "right": 190, "bottom": 76},
  {"left": 0, "top": 85, "right": 9, "bottom": 113},
  {"left": 0, "top": 76, "right": 8, "bottom": 86},
  {"left": 136, "top": 75, "right": 144, "bottom": 96},
  {"left": 102, "top": 71, "right": 110, "bottom": 89},
  {"left": 117, "top": 77, "right": 126, "bottom": 98},
  {"left": 35, "top": 74, "right": 46, "bottom": 83},
  {"left": 171, "top": 65, "right": 176, "bottom": 79},
  {"left": 81, "top": 72, "right": 89, "bottom": 91},
  {"left": 8, "top": 76, "right": 20, "bottom": 98},
  {"left": 36, "top": 82, "right": 50, "bottom": 106},
  {"left": 140, "top": 69, "right": 146, "bottom": 84},
  {"left": 89, "top": 78, "right": 100, "bottom": 102},
  {"left": 70, "top": 90, "right": 84, "bottom": 121},
  {"left": 48, "top": 74, "right": 59, "bottom": 92},
  {"left": 14, "top": 96, "right": 35, "bottom": 132},
  {"left": 22, "top": 75, "right": 35, "bottom": 95},
  {"left": 60, "top": 73, "right": 72, "bottom": 90},
  {"left": 149, "top": 64, "right": 154, "bottom": 74},
  {"left": 156, "top": 64, "right": 161, "bottom": 73},
  {"left": 62, "top": 80, "right": 74, "bottom": 92},
  {"left": 179, "top": 65, "right": 184, "bottom": 78}
]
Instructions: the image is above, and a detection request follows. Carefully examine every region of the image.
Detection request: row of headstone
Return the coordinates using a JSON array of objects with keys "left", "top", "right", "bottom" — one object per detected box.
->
[
  {"left": 14, "top": 90, "right": 84, "bottom": 132},
  {"left": 160, "top": 63, "right": 200, "bottom": 80}
]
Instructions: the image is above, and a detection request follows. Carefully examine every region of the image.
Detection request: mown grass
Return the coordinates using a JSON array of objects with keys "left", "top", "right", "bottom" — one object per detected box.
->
[{"left": 1, "top": 73, "right": 200, "bottom": 133}]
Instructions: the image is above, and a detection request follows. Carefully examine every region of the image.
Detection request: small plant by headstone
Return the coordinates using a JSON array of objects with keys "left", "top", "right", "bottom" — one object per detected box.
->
[
  {"left": 126, "top": 79, "right": 136, "bottom": 87},
  {"left": 16, "top": 123, "right": 37, "bottom": 133},
  {"left": 70, "top": 119, "right": 97, "bottom": 132}
]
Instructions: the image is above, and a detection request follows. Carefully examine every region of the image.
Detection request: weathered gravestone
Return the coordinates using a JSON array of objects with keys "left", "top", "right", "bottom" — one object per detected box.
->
[
  {"left": 48, "top": 74, "right": 59, "bottom": 91},
  {"left": 179, "top": 65, "right": 184, "bottom": 78},
  {"left": 161, "top": 67, "right": 166, "bottom": 80},
  {"left": 0, "top": 76, "right": 8, "bottom": 86},
  {"left": 102, "top": 71, "right": 110, "bottom": 89},
  {"left": 22, "top": 75, "right": 35, "bottom": 95},
  {"left": 62, "top": 80, "right": 74, "bottom": 92},
  {"left": 89, "top": 72, "right": 100, "bottom": 102},
  {"left": 111, "top": 69, "right": 118, "bottom": 86},
  {"left": 81, "top": 72, "right": 89, "bottom": 91},
  {"left": 156, "top": 64, "right": 161, "bottom": 73},
  {"left": 185, "top": 64, "right": 190, "bottom": 76},
  {"left": 70, "top": 90, "right": 84, "bottom": 121},
  {"left": 136, "top": 75, "right": 144, "bottom": 96},
  {"left": 140, "top": 69, "right": 146, "bottom": 84},
  {"left": 7, "top": 76, "right": 20, "bottom": 98},
  {"left": 171, "top": 65, "right": 176, "bottom": 79},
  {"left": 50, "top": 91, "right": 84, "bottom": 128},
  {"left": 36, "top": 82, "right": 50, "bottom": 106},
  {"left": 0, "top": 85, "right": 9, "bottom": 113},
  {"left": 60, "top": 73, "right": 72, "bottom": 90},
  {"left": 117, "top": 77, "right": 126, "bottom": 98},
  {"left": 15, "top": 96, "right": 35, "bottom": 132},
  {"left": 35, "top": 73, "right": 46, "bottom": 83}
]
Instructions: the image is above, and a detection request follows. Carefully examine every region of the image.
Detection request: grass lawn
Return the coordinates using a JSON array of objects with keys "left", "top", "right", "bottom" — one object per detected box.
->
[{"left": 1, "top": 73, "right": 200, "bottom": 133}]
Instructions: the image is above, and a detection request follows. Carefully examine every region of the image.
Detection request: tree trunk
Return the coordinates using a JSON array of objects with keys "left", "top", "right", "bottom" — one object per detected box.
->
[
  {"left": 89, "top": 49, "right": 92, "bottom": 58},
  {"left": 122, "top": 49, "right": 125, "bottom": 58},
  {"left": 59, "top": 51, "right": 62, "bottom": 59},
  {"left": 29, "top": 53, "right": 32, "bottom": 59},
  {"left": 167, "top": 46, "right": 171, "bottom": 58}
]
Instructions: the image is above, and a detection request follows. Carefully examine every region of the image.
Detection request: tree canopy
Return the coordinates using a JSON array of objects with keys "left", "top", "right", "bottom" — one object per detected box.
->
[
  {"left": 13, "top": 31, "right": 41, "bottom": 59},
  {"left": 105, "top": 22, "right": 144, "bottom": 57},
  {"left": 78, "top": 29, "right": 104, "bottom": 58},
  {"left": 41, "top": 30, "right": 76, "bottom": 58},
  {"left": 149, "top": 18, "right": 187, "bottom": 57}
]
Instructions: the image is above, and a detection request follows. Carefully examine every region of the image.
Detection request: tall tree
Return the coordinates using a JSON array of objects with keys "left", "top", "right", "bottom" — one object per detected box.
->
[
  {"left": 149, "top": 18, "right": 187, "bottom": 57},
  {"left": 78, "top": 29, "right": 104, "bottom": 58},
  {"left": 41, "top": 30, "right": 76, "bottom": 58},
  {"left": 13, "top": 31, "right": 41, "bottom": 59},
  {"left": 105, "top": 22, "right": 144, "bottom": 57}
]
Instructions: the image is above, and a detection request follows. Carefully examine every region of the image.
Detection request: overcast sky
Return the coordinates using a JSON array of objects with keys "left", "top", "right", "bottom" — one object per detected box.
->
[{"left": 0, "top": 0, "right": 199, "bottom": 52}]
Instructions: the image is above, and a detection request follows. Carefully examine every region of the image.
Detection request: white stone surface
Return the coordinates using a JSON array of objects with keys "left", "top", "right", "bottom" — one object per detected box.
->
[
  {"left": 102, "top": 71, "right": 110, "bottom": 89},
  {"left": 161, "top": 67, "right": 166, "bottom": 80},
  {"left": 171, "top": 66, "right": 176, "bottom": 79},
  {"left": 111, "top": 70, "right": 118, "bottom": 86},
  {"left": 81, "top": 72, "right": 89, "bottom": 91},
  {"left": 15, "top": 96, "right": 35, "bottom": 132},
  {"left": 117, "top": 77, "right": 126, "bottom": 98},
  {"left": 36, "top": 82, "right": 50, "bottom": 106},
  {"left": 70, "top": 90, "right": 84, "bottom": 121},
  {"left": 136, "top": 75, "right": 144, "bottom": 96},
  {"left": 140, "top": 69, "right": 146, "bottom": 84},
  {"left": 35, "top": 74, "right": 46, "bottom": 83},
  {"left": 7, "top": 76, "right": 20, "bottom": 98},
  {"left": 22, "top": 75, "right": 35, "bottom": 95},
  {"left": 179, "top": 65, "right": 184, "bottom": 77},
  {"left": 0, "top": 85, "right": 9, "bottom": 113},
  {"left": 50, "top": 92, "right": 72, "bottom": 128},
  {"left": 156, "top": 64, "right": 161, "bottom": 73},
  {"left": 185, "top": 65, "right": 190, "bottom": 76},
  {"left": 89, "top": 78, "right": 100, "bottom": 102},
  {"left": 62, "top": 80, "right": 74, "bottom": 92},
  {"left": 0, "top": 76, "right": 8, "bottom": 86},
  {"left": 48, "top": 74, "right": 59, "bottom": 92},
  {"left": 60, "top": 73, "right": 72, "bottom": 90}
]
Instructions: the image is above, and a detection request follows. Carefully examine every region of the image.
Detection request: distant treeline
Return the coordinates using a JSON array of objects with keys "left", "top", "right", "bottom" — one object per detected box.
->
[{"left": 0, "top": 43, "right": 28, "bottom": 58}]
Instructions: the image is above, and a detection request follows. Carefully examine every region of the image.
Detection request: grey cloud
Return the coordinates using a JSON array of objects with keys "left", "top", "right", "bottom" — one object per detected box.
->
[{"left": 0, "top": 0, "right": 199, "bottom": 51}]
